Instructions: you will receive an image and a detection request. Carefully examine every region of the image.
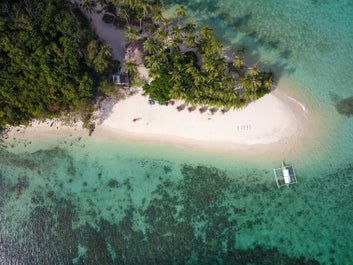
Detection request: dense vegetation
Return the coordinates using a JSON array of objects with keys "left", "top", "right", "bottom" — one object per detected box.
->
[
  {"left": 0, "top": 0, "right": 274, "bottom": 129},
  {"left": 0, "top": 0, "right": 116, "bottom": 128},
  {"left": 142, "top": 17, "right": 274, "bottom": 109},
  {"left": 92, "top": 0, "right": 274, "bottom": 109}
]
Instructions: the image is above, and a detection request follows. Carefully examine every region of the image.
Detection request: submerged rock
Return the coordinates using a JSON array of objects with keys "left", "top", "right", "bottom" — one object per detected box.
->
[
  {"left": 336, "top": 96, "right": 353, "bottom": 117},
  {"left": 331, "top": 92, "right": 353, "bottom": 117}
]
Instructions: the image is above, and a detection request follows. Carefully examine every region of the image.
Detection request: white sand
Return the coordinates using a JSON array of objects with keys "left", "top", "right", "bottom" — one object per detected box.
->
[
  {"left": 6, "top": 89, "right": 308, "bottom": 156},
  {"left": 3, "top": 3, "right": 310, "bottom": 156},
  {"left": 99, "top": 91, "right": 298, "bottom": 145},
  {"left": 93, "top": 89, "right": 307, "bottom": 149}
]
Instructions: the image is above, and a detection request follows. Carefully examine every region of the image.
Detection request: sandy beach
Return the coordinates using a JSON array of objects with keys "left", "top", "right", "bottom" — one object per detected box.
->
[
  {"left": 97, "top": 89, "right": 306, "bottom": 144},
  {"left": 5, "top": 87, "right": 309, "bottom": 156},
  {"left": 3, "top": 2, "right": 310, "bottom": 156}
]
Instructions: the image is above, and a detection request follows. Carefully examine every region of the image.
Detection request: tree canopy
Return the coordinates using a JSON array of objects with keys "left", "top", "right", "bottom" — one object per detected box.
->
[
  {"left": 0, "top": 0, "right": 275, "bottom": 129},
  {"left": 141, "top": 18, "right": 273, "bottom": 108},
  {"left": 0, "top": 0, "right": 114, "bottom": 128},
  {"left": 105, "top": 1, "right": 274, "bottom": 108}
]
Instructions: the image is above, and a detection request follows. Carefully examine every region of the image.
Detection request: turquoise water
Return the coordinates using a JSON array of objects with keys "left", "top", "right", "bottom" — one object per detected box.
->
[{"left": 1, "top": 0, "right": 353, "bottom": 264}]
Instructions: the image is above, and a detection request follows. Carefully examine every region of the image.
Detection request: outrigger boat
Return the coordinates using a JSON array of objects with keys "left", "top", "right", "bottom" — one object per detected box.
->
[{"left": 273, "top": 160, "right": 297, "bottom": 188}]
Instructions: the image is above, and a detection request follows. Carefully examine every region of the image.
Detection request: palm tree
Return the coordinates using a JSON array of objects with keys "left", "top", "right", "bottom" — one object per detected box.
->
[
  {"left": 136, "top": 11, "right": 144, "bottom": 30},
  {"left": 170, "top": 69, "right": 182, "bottom": 84},
  {"left": 92, "top": 44, "right": 112, "bottom": 73},
  {"left": 145, "top": 55, "right": 162, "bottom": 77},
  {"left": 124, "top": 0, "right": 138, "bottom": 7},
  {"left": 172, "top": 50, "right": 185, "bottom": 64},
  {"left": 232, "top": 55, "right": 245, "bottom": 70},
  {"left": 124, "top": 60, "right": 138, "bottom": 81},
  {"left": 185, "top": 35, "right": 197, "bottom": 48},
  {"left": 184, "top": 62, "right": 198, "bottom": 76},
  {"left": 263, "top": 75, "right": 274, "bottom": 90},
  {"left": 199, "top": 26, "right": 213, "bottom": 42},
  {"left": 119, "top": 6, "right": 130, "bottom": 24},
  {"left": 251, "top": 77, "right": 261, "bottom": 89},
  {"left": 82, "top": 0, "right": 96, "bottom": 14},
  {"left": 248, "top": 65, "right": 259, "bottom": 77},
  {"left": 170, "top": 82, "right": 185, "bottom": 100},
  {"left": 151, "top": 7, "right": 168, "bottom": 26},
  {"left": 183, "top": 22, "right": 195, "bottom": 35},
  {"left": 152, "top": 27, "right": 166, "bottom": 41},
  {"left": 143, "top": 38, "right": 158, "bottom": 54},
  {"left": 198, "top": 27, "right": 222, "bottom": 56},
  {"left": 201, "top": 56, "right": 217, "bottom": 74},
  {"left": 125, "top": 26, "right": 139, "bottom": 42},
  {"left": 171, "top": 24, "right": 181, "bottom": 43},
  {"left": 192, "top": 69, "right": 204, "bottom": 86},
  {"left": 208, "top": 36, "right": 222, "bottom": 56},
  {"left": 176, "top": 5, "right": 186, "bottom": 21},
  {"left": 138, "top": 0, "right": 151, "bottom": 19}
]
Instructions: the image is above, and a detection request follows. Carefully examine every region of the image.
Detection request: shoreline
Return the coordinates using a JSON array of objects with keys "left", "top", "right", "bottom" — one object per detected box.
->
[
  {"left": 2, "top": 3, "right": 316, "bottom": 160},
  {"left": 4, "top": 88, "right": 312, "bottom": 160}
]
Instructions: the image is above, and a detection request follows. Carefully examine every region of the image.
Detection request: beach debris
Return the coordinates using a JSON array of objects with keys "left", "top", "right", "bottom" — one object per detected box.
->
[{"left": 132, "top": 117, "right": 142, "bottom": 122}]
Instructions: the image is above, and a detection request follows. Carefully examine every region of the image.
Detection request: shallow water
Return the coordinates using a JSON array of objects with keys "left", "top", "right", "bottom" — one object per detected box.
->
[
  {"left": 1, "top": 0, "right": 353, "bottom": 264},
  {"left": 1, "top": 135, "right": 353, "bottom": 264}
]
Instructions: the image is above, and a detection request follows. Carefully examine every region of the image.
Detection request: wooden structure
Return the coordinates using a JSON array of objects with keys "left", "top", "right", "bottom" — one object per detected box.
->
[
  {"left": 273, "top": 160, "right": 298, "bottom": 188},
  {"left": 112, "top": 72, "right": 129, "bottom": 88}
]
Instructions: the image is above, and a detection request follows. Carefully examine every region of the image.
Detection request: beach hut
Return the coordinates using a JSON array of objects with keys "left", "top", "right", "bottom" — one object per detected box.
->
[
  {"left": 112, "top": 72, "right": 129, "bottom": 88},
  {"left": 273, "top": 160, "right": 298, "bottom": 188}
]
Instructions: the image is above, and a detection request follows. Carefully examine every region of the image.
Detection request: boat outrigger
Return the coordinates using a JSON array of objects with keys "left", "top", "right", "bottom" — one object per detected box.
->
[{"left": 273, "top": 161, "right": 297, "bottom": 188}]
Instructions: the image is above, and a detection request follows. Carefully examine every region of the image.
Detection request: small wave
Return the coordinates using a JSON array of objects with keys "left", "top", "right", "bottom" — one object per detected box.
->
[{"left": 287, "top": 96, "right": 307, "bottom": 113}]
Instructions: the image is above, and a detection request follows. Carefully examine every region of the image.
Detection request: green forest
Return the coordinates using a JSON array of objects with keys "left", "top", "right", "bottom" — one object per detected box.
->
[
  {"left": 0, "top": 0, "right": 274, "bottom": 129},
  {"left": 91, "top": 0, "right": 274, "bottom": 109},
  {"left": 0, "top": 0, "right": 115, "bottom": 129},
  {"left": 141, "top": 6, "right": 274, "bottom": 109}
]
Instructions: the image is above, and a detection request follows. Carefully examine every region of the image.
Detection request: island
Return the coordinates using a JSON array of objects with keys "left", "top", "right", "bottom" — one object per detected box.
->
[{"left": 0, "top": 0, "right": 308, "bottom": 154}]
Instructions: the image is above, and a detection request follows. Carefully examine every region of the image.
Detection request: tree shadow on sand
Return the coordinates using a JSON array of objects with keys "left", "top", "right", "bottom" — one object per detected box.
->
[{"left": 96, "top": 97, "right": 117, "bottom": 125}]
